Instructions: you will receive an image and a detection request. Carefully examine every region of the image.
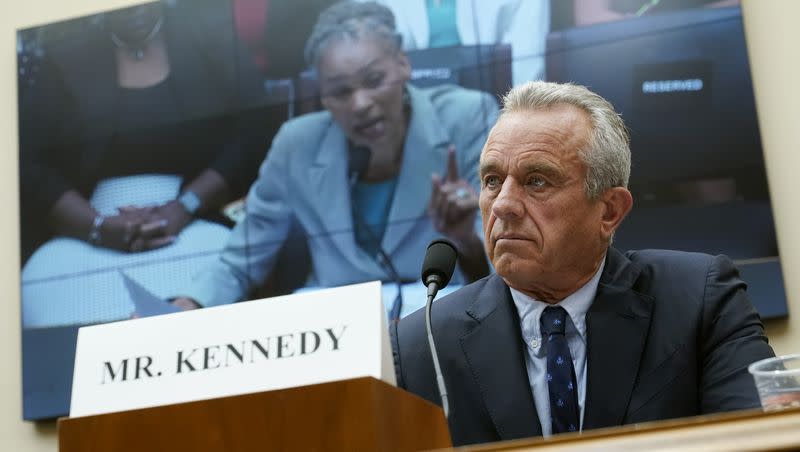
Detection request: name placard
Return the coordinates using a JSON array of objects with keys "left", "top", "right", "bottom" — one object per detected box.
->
[{"left": 70, "top": 281, "right": 394, "bottom": 417}]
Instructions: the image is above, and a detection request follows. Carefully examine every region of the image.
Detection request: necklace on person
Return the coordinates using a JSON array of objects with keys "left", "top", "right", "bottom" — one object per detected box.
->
[{"left": 110, "top": 15, "right": 164, "bottom": 61}]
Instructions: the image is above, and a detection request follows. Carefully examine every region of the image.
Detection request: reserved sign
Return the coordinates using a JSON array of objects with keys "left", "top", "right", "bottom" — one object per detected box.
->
[{"left": 70, "top": 281, "right": 395, "bottom": 417}]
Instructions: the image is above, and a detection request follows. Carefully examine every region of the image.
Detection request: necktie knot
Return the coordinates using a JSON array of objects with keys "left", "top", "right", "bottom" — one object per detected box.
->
[{"left": 541, "top": 306, "right": 568, "bottom": 336}]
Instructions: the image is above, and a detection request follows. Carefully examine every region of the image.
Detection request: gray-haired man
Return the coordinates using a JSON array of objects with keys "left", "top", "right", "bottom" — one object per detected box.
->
[{"left": 393, "top": 80, "right": 775, "bottom": 446}]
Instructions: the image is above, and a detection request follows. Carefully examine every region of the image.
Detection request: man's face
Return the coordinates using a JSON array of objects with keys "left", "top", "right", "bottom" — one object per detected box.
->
[
  {"left": 318, "top": 38, "right": 411, "bottom": 157},
  {"left": 479, "top": 106, "right": 610, "bottom": 300}
]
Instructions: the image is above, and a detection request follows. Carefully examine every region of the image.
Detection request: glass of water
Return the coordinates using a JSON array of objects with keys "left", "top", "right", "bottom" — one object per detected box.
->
[{"left": 748, "top": 354, "right": 800, "bottom": 411}]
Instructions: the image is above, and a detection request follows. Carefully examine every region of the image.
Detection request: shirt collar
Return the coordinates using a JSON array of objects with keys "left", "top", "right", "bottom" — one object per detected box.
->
[{"left": 510, "top": 257, "right": 606, "bottom": 343}]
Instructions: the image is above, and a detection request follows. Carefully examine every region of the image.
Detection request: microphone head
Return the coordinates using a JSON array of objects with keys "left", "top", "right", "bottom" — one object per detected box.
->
[
  {"left": 348, "top": 145, "right": 371, "bottom": 179},
  {"left": 421, "top": 239, "right": 458, "bottom": 288}
]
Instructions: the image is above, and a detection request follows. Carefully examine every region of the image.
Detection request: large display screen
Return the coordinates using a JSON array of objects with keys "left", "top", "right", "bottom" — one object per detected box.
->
[{"left": 17, "top": 0, "right": 784, "bottom": 419}]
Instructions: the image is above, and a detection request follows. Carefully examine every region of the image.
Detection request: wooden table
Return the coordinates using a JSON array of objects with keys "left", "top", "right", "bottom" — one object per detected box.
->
[{"left": 454, "top": 407, "right": 800, "bottom": 451}]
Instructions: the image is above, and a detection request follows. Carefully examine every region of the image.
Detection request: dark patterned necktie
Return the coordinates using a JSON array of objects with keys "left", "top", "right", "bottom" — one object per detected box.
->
[{"left": 540, "top": 306, "right": 580, "bottom": 434}]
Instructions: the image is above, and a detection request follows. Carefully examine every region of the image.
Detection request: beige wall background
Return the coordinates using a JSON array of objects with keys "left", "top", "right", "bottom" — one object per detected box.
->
[{"left": 0, "top": 0, "right": 797, "bottom": 450}]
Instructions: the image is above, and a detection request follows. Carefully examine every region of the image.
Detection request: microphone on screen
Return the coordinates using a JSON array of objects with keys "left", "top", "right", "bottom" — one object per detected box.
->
[{"left": 420, "top": 238, "right": 458, "bottom": 419}]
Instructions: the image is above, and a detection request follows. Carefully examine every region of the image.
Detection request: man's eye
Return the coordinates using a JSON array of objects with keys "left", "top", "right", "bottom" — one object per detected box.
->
[
  {"left": 483, "top": 175, "right": 500, "bottom": 188},
  {"left": 527, "top": 176, "right": 547, "bottom": 188}
]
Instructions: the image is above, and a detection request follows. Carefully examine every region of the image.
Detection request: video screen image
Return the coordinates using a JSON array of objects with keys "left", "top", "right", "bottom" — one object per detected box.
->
[{"left": 17, "top": 0, "right": 783, "bottom": 419}]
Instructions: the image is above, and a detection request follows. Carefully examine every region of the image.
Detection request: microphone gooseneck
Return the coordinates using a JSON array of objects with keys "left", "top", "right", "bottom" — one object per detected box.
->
[{"left": 420, "top": 238, "right": 458, "bottom": 419}]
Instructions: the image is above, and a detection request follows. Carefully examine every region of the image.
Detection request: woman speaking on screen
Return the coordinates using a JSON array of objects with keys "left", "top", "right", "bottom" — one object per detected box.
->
[{"left": 173, "top": 1, "right": 498, "bottom": 315}]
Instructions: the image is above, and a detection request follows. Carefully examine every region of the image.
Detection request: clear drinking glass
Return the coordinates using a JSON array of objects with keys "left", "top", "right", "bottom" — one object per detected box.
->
[{"left": 748, "top": 354, "right": 800, "bottom": 411}]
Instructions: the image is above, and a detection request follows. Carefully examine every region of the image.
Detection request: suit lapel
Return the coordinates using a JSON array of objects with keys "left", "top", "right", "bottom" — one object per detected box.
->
[
  {"left": 583, "top": 248, "right": 654, "bottom": 430},
  {"left": 306, "top": 122, "right": 382, "bottom": 275},
  {"left": 382, "top": 85, "right": 449, "bottom": 255},
  {"left": 459, "top": 275, "right": 542, "bottom": 440}
]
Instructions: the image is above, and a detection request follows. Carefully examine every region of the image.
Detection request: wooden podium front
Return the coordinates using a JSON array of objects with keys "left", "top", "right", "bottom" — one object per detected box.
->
[{"left": 58, "top": 377, "right": 451, "bottom": 452}]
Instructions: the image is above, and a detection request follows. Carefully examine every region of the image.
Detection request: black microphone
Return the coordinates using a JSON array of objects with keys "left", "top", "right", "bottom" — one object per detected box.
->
[
  {"left": 420, "top": 238, "right": 458, "bottom": 419},
  {"left": 421, "top": 238, "right": 458, "bottom": 297},
  {"left": 348, "top": 145, "right": 371, "bottom": 183}
]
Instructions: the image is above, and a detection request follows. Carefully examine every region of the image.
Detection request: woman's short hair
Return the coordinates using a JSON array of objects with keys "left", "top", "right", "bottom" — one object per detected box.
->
[
  {"left": 304, "top": 1, "right": 402, "bottom": 71},
  {"left": 501, "top": 81, "right": 631, "bottom": 199}
]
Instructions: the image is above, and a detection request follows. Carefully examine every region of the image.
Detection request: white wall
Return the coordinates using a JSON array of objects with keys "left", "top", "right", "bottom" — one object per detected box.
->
[
  {"left": 0, "top": 1, "right": 797, "bottom": 450},
  {"left": 0, "top": 3, "right": 141, "bottom": 450},
  {"left": 741, "top": 0, "right": 800, "bottom": 355}
]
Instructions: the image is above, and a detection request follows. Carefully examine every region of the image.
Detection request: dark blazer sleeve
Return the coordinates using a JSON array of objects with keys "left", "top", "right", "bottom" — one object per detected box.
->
[{"left": 699, "top": 254, "right": 774, "bottom": 412}]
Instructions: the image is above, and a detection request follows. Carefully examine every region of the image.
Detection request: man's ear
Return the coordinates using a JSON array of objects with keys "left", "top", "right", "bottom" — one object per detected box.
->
[{"left": 599, "top": 187, "right": 633, "bottom": 240}]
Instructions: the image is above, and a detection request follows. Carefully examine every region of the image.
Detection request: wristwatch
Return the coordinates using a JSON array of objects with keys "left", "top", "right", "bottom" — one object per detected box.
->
[{"left": 177, "top": 190, "right": 201, "bottom": 216}]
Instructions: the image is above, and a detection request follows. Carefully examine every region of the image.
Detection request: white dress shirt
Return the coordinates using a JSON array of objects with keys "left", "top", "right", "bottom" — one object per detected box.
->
[{"left": 510, "top": 259, "right": 605, "bottom": 437}]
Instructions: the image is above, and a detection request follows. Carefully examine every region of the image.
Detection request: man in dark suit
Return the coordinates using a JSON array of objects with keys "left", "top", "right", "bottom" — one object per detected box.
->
[{"left": 392, "top": 81, "right": 775, "bottom": 446}]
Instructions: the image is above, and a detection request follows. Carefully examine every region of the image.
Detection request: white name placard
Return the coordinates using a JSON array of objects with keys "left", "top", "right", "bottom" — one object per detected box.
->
[{"left": 70, "top": 281, "right": 394, "bottom": 417}]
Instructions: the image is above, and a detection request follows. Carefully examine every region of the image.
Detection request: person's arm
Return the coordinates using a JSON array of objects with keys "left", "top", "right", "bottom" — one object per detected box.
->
[
  {"left": 142, "top": 168, "right": 231, "bottom": 238},
  {"left": 699, "top": 254, "right": 775, "bottom": 412},
  {"left": 171, "top": 123, "right": 297, "bottom": 309},
  {"left": 46, "top": 190, "right": 97, "bottom": 243},
  {"left": 184, "top": 168, "right": 230, "bottom": 213}
]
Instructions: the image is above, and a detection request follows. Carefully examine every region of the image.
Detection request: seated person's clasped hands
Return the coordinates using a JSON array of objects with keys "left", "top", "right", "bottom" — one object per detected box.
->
[
  {"left": 100, "top": 206, "right": 173, "bottom": 253},
  {"left": 112, "top": 200, "right": 192, "bottom": 252}
]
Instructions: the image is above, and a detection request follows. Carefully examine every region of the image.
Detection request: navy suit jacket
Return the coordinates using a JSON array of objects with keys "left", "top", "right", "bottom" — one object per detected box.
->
[{"left": 392, "top": 248, "right": 775, "bottom": 446}]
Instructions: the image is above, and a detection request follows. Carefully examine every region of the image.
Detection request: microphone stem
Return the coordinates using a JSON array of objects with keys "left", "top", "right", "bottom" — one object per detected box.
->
[{"left": 425, "top": 286, "right": 450, "bottom": 419}]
